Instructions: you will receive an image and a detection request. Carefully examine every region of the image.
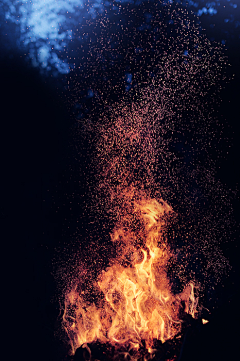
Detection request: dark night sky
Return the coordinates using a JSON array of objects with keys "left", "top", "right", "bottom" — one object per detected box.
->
[{"left": 1, "top": 2, "right": 239, "bottom": 360}]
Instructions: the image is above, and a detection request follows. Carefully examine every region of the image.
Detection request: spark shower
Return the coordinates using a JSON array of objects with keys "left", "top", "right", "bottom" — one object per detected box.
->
[{"left": 54, "top": 2, "right": 235, "bottom": 360}]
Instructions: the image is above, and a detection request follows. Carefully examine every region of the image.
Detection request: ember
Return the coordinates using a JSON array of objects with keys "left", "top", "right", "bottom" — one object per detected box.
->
[{"left": 59, "top": 1, "right": 233, "bottom": 360}]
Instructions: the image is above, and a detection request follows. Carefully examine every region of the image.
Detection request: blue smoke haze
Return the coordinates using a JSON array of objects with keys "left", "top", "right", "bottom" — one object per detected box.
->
[{"left": 1, "top": 0, "right": 239, "bottom": 76}]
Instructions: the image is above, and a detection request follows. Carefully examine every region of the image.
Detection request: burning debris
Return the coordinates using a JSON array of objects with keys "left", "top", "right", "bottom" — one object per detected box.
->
[{"left": 71, "top": 314, "right": 206, "bottom": 361}]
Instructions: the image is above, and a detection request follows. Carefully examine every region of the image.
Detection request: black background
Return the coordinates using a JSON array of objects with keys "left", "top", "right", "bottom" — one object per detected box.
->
[{"left": 1, "top": 2, "right": 239, "bottom": 361}]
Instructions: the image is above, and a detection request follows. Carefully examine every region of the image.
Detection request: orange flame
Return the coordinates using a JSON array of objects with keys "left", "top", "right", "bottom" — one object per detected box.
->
[{"left": 63, "top": 190, "right": 198, "bottom": 355}]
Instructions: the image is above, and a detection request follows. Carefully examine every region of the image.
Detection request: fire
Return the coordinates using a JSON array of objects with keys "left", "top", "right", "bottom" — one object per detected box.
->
[{"left": 63, "top": 189, "right": 198, "bottom": 356}]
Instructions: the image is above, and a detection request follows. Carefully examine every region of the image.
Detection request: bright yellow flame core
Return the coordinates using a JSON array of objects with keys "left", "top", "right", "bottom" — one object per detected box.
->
[{"left": 63, "top": 192, "right": 197, "bottom": 354}]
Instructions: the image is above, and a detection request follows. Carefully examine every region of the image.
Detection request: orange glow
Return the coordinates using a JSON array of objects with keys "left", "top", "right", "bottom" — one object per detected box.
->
[{"left": 63, "top": 189, "right": 198, "bottom": 355}]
